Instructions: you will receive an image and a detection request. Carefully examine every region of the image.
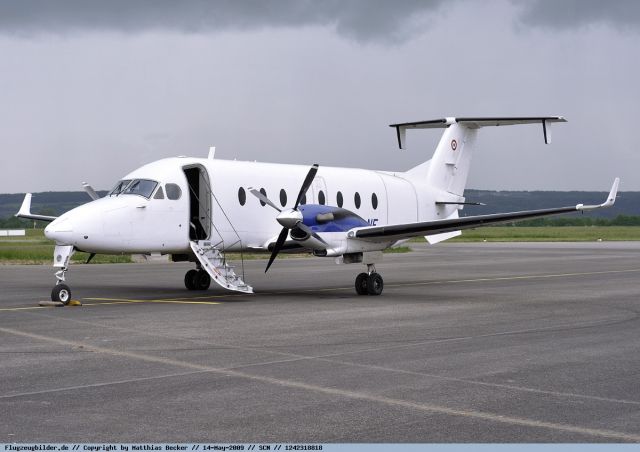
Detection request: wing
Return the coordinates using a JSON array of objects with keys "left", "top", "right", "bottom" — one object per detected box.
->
[{"left": 349, "top": 178, "right": 619, "bottom": 242}]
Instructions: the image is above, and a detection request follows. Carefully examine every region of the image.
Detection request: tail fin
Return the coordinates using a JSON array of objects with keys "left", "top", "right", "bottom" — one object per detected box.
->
[{"left": 397, "top": 116, "right": 566, "bottom": 196}]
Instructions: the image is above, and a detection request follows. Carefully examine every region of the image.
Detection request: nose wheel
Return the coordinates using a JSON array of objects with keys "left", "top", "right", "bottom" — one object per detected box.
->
[
  {"left": 355, "top": 264, "right": 384, "bottom": 296},
  {"left": 51, "top": 283, "right": 72, "bottom": 304},
  {"left": 51, "top": 266, "right": 72, "bottom": 304}
]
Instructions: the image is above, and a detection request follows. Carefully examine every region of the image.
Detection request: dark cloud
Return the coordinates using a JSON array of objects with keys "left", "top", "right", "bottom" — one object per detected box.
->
[
  {"left": 517, "top": 0, "right": 640, "bottom": 30},
  {"left": 0, "top": 0, "right": 446, "bottom": 42}
]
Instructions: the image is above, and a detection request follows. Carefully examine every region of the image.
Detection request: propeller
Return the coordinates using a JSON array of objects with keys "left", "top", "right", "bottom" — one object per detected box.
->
[{"left": 248, "top": 164, "right": 326, "bottom": 272}]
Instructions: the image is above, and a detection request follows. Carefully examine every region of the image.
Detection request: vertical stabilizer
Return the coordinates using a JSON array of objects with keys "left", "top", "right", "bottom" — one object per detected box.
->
[{"left": 405, "top": 123, "right": 477, "bottom": 196}]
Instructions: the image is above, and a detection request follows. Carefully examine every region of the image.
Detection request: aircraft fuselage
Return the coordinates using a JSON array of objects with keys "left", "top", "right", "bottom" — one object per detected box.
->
[{"left": 44, "top": 157, "right": 459, "bottom": 255}]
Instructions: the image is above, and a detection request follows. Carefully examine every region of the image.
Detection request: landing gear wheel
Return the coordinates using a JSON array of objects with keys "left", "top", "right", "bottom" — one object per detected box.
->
[
  {"left": 195, "top": 270, "right": 211, "bottom": 291},
  {"left": 51, "top": 284, "right": 72, "bottom": 305},
  {"left": 367, "top": 273, "right": 383, "bottom": 296},
  {"left": 184, "top": 269, "right": 198, "bottom": 290},
  {"left": 355, "top": 273, "right": 369, "bottom": 295}
]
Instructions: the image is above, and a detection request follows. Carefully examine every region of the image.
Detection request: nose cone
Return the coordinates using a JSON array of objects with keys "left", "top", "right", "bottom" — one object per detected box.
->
[{"left": 44, "top": 217, "right": 74, "bottom": 245}]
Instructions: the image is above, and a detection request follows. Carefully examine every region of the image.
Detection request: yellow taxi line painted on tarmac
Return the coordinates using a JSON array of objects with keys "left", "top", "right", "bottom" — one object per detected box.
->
[
  {"left": 0, "top": 298, "right": 221, "bottom": 312},
  {"left": 154, "top": 294, "right": 239, "bottom": 301},
  {"left": 0, "top": 306, "right": 52, "bottom": 312},
  {"left": 82, "top": 297, "right": 221, "bottom": 305}
]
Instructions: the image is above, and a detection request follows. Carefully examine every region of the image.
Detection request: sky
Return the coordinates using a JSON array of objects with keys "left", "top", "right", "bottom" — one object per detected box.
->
[{"left": 1, "top": 0, "right": 639, "bottom": 193}]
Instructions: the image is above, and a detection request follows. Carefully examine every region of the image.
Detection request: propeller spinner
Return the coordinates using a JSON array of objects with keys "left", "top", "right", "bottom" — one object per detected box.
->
[{"left": 248, "top": 164, "right": 326, "bottom": 272}]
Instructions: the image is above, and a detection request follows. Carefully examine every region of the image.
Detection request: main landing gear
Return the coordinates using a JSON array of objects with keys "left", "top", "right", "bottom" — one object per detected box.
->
[
  {"left": 184, "top": 268, "right": 211, "bottom": 291},
  {"left": 355, "top": 264, "right": 384, "bottom": 296}
]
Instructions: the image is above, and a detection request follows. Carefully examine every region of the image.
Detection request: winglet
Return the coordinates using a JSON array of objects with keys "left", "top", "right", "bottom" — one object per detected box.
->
[
  {"left": 602, "top": 177, "right": 620, "bottom": 208},
  {"left": 16, "top": 193, "right": 33, "bottom": 217},
  {"left": 576, "top": 178, "right": 620, "bottom": 211},
  {"left": 15, "top": 193, "right": 58, "bottom": 222}
]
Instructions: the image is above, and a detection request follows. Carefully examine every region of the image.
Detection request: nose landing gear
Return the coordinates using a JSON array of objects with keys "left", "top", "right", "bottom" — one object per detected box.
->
[
  {"left": 355, "top": 264, "right": 384, "bottom": 296},
  {"left": 50, "top": 245, "right": 75, "bottom": 305}
]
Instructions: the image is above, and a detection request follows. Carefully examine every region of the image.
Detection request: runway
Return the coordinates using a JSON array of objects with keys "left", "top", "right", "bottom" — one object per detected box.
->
[{"left": 1, "top": 242, "right": 640, "bottom": 442}]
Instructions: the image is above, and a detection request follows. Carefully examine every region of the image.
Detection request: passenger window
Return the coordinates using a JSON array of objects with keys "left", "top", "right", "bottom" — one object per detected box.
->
[
  {"left": 336, "top": 191, "right": 343, "bottom": 208},
  {"left": 354, "top": 192, "right": 361, "bottom": 209},
  {"left": 318, "top": 190, "right": 326, "bottom": 205},
  {"left": 166, "top": 184, "right": 182, "bottom": 200},
  {"left": 153, "top": 186, "right": 165, "bottom": 199},
  {"left": 259, "top": 188, "right": 267, "bottom": 206},
  {"left": 280, "top": 189, "right": 287, "bottom": 207},
  {"left": 238, "top": 187, "right": 246, "bottom": 206},
  {"left": 372, "top": 193, "right": 378, "bottom": 209}
]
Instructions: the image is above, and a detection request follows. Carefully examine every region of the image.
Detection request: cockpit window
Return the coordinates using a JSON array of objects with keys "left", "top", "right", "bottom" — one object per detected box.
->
[
  {"left": 122, "top": 179, "right": 158, "bottom": 199},
  {"left": 153, "top": 186, "right": 165, "bottom": 199},
  {"left": 109, "top": 179, "right": 131, "bottom": 196}
]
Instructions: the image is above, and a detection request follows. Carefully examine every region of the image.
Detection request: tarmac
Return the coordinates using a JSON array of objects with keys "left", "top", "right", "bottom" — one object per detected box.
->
[{"left": 1, "top": 241, "right": 640, "bottom": 442}]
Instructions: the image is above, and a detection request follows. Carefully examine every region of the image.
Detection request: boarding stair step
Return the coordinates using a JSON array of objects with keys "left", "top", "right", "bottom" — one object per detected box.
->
[{"left": 189, "top": 241, "right": 253, "bottom": 294}]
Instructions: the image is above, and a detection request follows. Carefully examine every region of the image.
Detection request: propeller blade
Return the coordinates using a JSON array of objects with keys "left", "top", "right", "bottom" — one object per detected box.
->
[
  {"left": 296, "top": 222, "right": 327, "bottom": 245},
  {"left": 248, "top": 188, "right": 281, "bottom": 212},
  {"left": 265, "top": 227, "right": 289, "bottom": 273},
  {"left": 294, "top": 164, "right": 319, "bottom": 209}
]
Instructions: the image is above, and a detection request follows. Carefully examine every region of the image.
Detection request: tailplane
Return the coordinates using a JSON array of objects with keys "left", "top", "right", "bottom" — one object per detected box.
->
[{"left": 398, "top": 116, "right": 566, "bottom": 196}]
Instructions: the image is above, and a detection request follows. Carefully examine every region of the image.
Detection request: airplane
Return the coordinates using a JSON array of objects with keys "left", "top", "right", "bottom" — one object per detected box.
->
[{"left": 16, "top": 116, "right": 619, "bottom": 304}]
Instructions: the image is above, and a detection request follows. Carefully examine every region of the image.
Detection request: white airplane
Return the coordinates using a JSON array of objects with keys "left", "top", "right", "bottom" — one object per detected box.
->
[{"left": 16, "top": 116, "right": 619, "bottom": 304}]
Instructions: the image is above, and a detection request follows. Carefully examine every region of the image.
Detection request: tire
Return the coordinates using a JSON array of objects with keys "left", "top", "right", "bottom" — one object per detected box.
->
[
  {"left": 195, "top": 270, "right": 211, "bottom": 291},
  {"left": 51, "top": 284, "right": 72, "bottom": 305},
  {"left": 184, "top": 269, "right": 198, "bottom": 290},
  {"left": 367, "top": 273, "right": 383, "bottom": 296},
  {"left": 355, "top": 272, "right": 369, "bottom": 295}
]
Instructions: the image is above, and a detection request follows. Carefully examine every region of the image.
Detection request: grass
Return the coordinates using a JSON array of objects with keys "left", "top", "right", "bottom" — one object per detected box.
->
[
  {"left": 383, "top": 246, "right": 412, "bottom": 253},
  {"left": 447, "top": 226, "right": 640, "bottom": 242},
  {"left": 1, "top": 226, "right": 639, "bottom": 264},
  {"left": 0, "top": 229, "right": 131, "bottom": 264}
]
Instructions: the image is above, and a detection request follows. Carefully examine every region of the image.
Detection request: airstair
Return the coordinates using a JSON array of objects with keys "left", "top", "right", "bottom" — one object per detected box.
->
[{"left": 190, "top": 240, "right": 254, "bottom": 294}]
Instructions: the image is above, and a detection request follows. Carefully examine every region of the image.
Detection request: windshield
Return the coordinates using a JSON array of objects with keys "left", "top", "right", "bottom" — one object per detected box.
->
[
  {"left": 122, "top": 179, "right": 158, "bottom": 199},
  {"left": 108, "top": 179, "right": 131, "bottom": 196}
]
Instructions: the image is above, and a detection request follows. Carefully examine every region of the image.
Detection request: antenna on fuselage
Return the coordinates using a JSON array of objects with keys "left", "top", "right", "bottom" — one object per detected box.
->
[{"left": 208, "top": 146, "right": 216, "bottom": 159}]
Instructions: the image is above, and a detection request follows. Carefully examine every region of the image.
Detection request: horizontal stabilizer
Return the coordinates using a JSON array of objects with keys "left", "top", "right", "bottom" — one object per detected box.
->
[{"left": 390, "top": 116, "right": 566, "bottom": 149}]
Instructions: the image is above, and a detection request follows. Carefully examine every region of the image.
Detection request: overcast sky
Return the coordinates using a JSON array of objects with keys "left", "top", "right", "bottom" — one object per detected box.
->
[{"left": 1, "top": 0, "right": 639, "bottom": 193}]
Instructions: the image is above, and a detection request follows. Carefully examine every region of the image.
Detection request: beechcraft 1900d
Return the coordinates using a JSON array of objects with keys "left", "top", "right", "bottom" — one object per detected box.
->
[{"left": 16, "top": 116, "right": 619, "bottom": 304}]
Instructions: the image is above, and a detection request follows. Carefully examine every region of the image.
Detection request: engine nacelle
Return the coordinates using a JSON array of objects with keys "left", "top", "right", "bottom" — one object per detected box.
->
[{"left": 290, "top": 225, "right": 328, "bottom": 251}]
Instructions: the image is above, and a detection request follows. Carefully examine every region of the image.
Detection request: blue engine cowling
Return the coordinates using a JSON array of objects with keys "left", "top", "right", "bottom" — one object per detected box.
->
[{"left": 296, "top": 204, "right": 369, "bottom": 235}]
